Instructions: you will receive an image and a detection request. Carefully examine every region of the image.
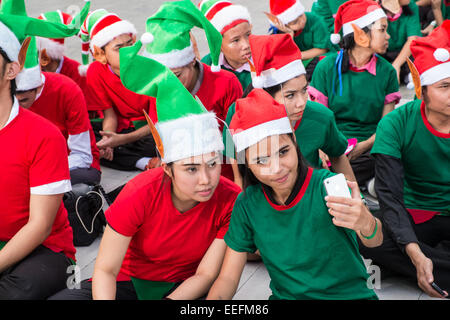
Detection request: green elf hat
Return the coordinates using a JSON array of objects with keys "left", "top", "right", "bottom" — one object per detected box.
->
[
  {"left": 0, "top": 0, "right": 91, "bottom": 44},
  {"left": 15, "top": 36, "right": 43, "bottom": 91},
  {"left": 119, "top": 37, "right": 224, "bottom": 164},
  {"left": 143, "top": 0, "right": 222, "bottom": 71}
]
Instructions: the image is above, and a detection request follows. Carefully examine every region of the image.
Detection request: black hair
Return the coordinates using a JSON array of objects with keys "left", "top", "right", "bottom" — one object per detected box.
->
[
  {"left": 401, "top": 4, "right": 413, "bottom": 16},
  {"left": 243, "top": 82, "right": 283, "bottom": 98},
  {"left": 236, "top": 133, "right": 309, "bottom": 194},
  {"left": 0, "top": 47, "right": 16, "bottom": 99}
]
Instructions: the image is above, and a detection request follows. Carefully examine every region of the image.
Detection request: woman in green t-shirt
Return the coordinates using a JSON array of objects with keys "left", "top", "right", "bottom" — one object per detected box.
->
[
  {"left": 207, "top": 89, "right": 383, "bottom": 300},
  {"left": 309, "top": 0, "right": 400, "bottom": 186}
]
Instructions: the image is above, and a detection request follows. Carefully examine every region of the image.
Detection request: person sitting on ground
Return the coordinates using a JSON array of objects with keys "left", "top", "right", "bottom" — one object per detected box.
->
[
  {"left": 267, "top": 0, "right": 333, "bottom": 81},
  {"left": 81, "top": 9, "right": 158, "bottom": 171},
  {"left": 199, "top": 0, "right": 253, "bottom": 91},
  {"left": 308, "top": 0, "right": 401, "bottom": 188},
  {"left": 223, "top": 33, "right": 356, "bottom": 188},
  {"left": 359, "top": 22, "right": 450, "bottom": 299},
  {"left": 49, "top": 40, "right": 241, "bottom": 300},
  {"left": 15, "top": 36, "right": 100, "bottom": 186},
  {"left": 143, "top": 0, "right": 243, "bottom": 179},
  {"left": 207, "top": 89, "right": 383, "bottom": 300},
  {"left": 0, "top": 16, "right": 77, "bottom": 300}
]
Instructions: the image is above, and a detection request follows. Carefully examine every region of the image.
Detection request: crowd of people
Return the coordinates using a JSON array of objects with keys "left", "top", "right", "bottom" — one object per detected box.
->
[{"left": 0, "top": 0, "right": 448, "bottom": 300}]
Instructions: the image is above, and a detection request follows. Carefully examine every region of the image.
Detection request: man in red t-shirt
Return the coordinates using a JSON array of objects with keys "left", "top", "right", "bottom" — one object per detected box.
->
[
  {"left": 81, "top": 9, "right": 158, "bottom": 171},
  {"left": 0, "top": 21, "right": 76, "bottom": 300},
  {"left": 15, "top": 37, "right": 101, "bottom": 186}
]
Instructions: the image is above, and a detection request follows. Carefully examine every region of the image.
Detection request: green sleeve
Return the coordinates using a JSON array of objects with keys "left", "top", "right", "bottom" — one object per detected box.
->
[
  {"left": 371, "top": 109, "right": 404, "bottom": 158},
  {"left": 311, "top": 0, "right": 335, "bottom": 33},
  {"left": 320, "top": 107, "right": 348, "bottom": 157},
  {"left": 223, "top": 194, "right": 257, "bottom": 253},
  {"left": 309, "top": 56, "right": 330, "bottom": 97},
  {"left": 201, "top": 53, "right": 212, "bottom": 66},
  {"left": 384, "top": 61, "right": 400, "bottom": 96},
  {"left": 222, "top": 102, "right": 236, "bottom": 159},
  {"left": 309, "top": 13, "right": 332, "bottom": 50},
  {"left": 406, "top": 3, "right": 422, "bottom": 38}
]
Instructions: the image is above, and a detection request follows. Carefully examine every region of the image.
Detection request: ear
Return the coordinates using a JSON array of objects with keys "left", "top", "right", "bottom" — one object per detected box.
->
[
  {"left": 406, "top": 57, "right": 422, "bottom": 100},
  {"left": 18, "top": 37, "right": 31, "bottom": 71},
  {"left": 161, "top": 162, "right": 172, "bottom": 179},
  {"left": 4, "top": 61, "right": 21, "bottom": 81},
  {"left": 352, "top": 23, "right": 370, "bottom": 48},
  {"left": 92, "top": 45, "right": 107, "bottom": 64},
  {"left": 40, "top": 48, "right": 51, "bottom": 67}
]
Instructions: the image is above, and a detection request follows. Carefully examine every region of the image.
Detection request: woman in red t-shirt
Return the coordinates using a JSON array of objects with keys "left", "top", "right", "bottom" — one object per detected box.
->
[{"left": 49, "top": 39, "right": 241, "bottom": 300}]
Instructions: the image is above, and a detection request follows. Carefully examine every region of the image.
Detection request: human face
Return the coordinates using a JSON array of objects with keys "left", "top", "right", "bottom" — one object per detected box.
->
[
  {"left": 16, "top": 88, "right": 38, "bottom": 109},
  {"left": 368, "top": 18, "right": 390, "bottom": 54},
  {"left": 246, "top": 134, "right": 298, "bottom": 199},
  {"left": 423, "top": 78, "right": 450, "bottom": 117},
  {"left": 166, "top": 152, "right": 222, "bottom": 206},
  {"left": 221, "top": 22, "right": 252, "bottom": 69},
  {"left": 170, "top": 60, "right": 198, "bottom": 93},
  {"left": 272, "top": 75, "right": 308, "bottom": 123},
  {"left": 102, "top": 33, "right": 135, "bottom": 76},
  {"left": 286, "top": 14, "right": 307, "bottom": 33}
]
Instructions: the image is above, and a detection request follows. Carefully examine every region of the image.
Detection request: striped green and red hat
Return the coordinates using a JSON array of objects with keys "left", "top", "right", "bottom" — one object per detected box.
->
[{"left": 198, "top": 0, "right": 251, "bottom": 34}]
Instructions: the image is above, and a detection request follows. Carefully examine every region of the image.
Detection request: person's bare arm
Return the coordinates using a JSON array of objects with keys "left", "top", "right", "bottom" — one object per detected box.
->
[
  {"left": 392, "top": 37, "right": 418, "bottom": 82},
  {"left": 167, "top": 239, "right": 227, "bottom": 300},
  {"left": 329, "top": 154, "right": 357, "bottom": 182},
  {"left": 92, "top": 225, "right": 132, "bottom": 300},
  {"left": 97, "top": 125, "right": 151, "bottom": 149},
  {"left": 206, "top": 247, "right": 247, "bottom": 300},
  {"left": 301, "top": 48, "right": 328, "bottom": 60},
  {"left": 0, "top": 194, "right": 62, "bottom": 273}
]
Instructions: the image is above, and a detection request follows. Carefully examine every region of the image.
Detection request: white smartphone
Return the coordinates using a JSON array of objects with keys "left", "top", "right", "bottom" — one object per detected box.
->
[{"left": 323, "top": 174, "right": 352, "bottom": 198}]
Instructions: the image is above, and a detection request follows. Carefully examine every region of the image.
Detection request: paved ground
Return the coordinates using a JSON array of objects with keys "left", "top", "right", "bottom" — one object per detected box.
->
[{"left": 24, "top": 0, "right": 434, "bottom": 300}]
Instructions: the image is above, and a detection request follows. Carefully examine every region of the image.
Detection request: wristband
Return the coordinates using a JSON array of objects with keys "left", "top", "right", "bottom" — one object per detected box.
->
[
  {"left": 361, "top": 217, "right": 378, "bottom": 239},
  {"left": 430, "top": 20, "right": 437, "bottom": 27}
]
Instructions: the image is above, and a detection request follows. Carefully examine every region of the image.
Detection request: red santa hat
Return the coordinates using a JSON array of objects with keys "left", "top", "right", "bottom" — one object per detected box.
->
[
  {"left": 269, "top": 0, "right": 305, "bottom": 25},
  {"left": 230, "top": 89, "right": 292, "bottom": 153},
  {"left": 249, "top": 33, "right": 305, "bottom": 89},
  {"left": 198, "top": 0, "right": 251, "bottom": 34},
  {"left": 37, "top": 11, "right": 73, "bottom": 61},
  {"left": 330, "top": 0, "right": 386, "bottom": 45},
  {"left": 410, "top": 20, "right": 450, "bottom": 86}
]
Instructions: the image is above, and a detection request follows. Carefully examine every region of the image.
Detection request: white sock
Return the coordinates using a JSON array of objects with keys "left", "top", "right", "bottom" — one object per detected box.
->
[{"left": 135, "top": 157, "right": 151, "bottom": 171}]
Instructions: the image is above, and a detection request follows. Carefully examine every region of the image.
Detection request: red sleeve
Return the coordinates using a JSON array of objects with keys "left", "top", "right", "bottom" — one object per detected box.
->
[
  {"left": 105, "top": 179, "right": 146, "bottom": 237},
  {"left": 85, "top": 62, "right": 113, "bottom": 112},
  {"left": 61, "top": 77, "right": 91, "bottom": 135},
  {"left": 28, "top": 120, "right": 70, "bottom": 188}
]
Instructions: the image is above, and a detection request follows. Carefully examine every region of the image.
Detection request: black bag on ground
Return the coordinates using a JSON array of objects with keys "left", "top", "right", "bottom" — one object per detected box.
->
[{"left": 63, "top": 184, "right": 108, "bottom": 247}]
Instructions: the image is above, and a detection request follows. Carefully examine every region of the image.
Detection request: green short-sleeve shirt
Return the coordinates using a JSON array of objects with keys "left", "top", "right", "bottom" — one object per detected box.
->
[
  {"left": 294, "top": 12, "right": 332, "bottom": 53},
  {"left": 201, "top": 54, "right": 252, "bottom": 91},
  {"left": 224, "top": 168, "right": 378, "bottom": 300},
  {"left": 371, "top": 100, "right": 450, "bottom": 212},
  {"left": 309, "top": 52, "right": 400, "bottom": 142},
  {"left": 311, "top": 0, "right": 347, "bottom": 33},
  {"left": 222, "top": 100, "right": 348, "bottom": 168},
  {"left": 387, "top": 2, "right": 422, "bottom": 52}
]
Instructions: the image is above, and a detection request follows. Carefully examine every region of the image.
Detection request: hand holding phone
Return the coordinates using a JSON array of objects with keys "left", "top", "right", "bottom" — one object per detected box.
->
[
  {"left": 323, "top": 174, "right": 352, "bottom": 199},
  {"left": 431, "top": 282, "right": 448, "bottom": 298}
]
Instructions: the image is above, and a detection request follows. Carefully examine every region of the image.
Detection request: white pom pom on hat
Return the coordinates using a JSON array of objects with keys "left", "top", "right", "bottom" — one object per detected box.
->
[
  {"left": 140, "top": 32, "right": 154, "bottom": 45},
  {"left": 433, "top": 48, "right": 450, "bottom": 62},
  {"left": 330, "top": 33, "right": 341, "bottom": 45},
  {"left": 252, "top": 76, "right": 265, "bottom": 89},
  {"left": 211, "top": 64, "right": 221, "bottom": 72}
]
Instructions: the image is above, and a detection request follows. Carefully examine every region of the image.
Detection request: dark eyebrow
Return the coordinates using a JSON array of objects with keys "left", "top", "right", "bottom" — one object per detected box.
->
[
  {"left": 251, "top": 144, "right": 290, "bottom": 162},
  {"left": 182, "top": 156, "right": 220, "bottom": 167}
]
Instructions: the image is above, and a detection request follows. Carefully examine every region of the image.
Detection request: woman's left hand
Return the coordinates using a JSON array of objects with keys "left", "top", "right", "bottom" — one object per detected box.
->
[{"left": 325, "top": 180, "right": 374, "bottom": 234}]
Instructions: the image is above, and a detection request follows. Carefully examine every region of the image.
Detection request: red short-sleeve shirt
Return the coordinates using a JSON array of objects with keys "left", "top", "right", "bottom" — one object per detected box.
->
[{"left": 105, "top": 167, "right": 240, "bottom": 282}]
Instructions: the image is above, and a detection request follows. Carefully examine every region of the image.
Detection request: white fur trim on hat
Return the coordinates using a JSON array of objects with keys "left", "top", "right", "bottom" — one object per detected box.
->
[
  {"left": 276, "top": 0, "right": 305, "bottom": 25},
  {"left": 210, "top": 4, "right": 251, "bottom": 33},
  {"left": 37, "top": 37, "right": 65, "bottom": 60},
  {"left": 232, "top": 117, "right": 292, "bottom": 153},
  {"left": 141, "top": 42, "right": 196, "bottom": 69},
  {"left": 253, "top": 59, "right": 306, "bottom": 89},
  {"left": 78, "top": 64, "right": 89, "bottom": 77},
  {"left": 155, "top": 112, "right": 224, "bottom": 163},
  {"left": 90, "top": 20, "right": 137, "bottom": 51},
  {"left": 420, "top": 61, "right": 450, "bottom": 86},
  {"left": 0, "top": 21, "right": 21, "bottom": 62},
  {"left": 16, "top": 66, "right": 44, "bottom": 91},
  {"left": 342, "top": 8, "right": 386, "bottom": 36},
  {"left": 433, "top": 48, "right": 450, "bottom": 62}
]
